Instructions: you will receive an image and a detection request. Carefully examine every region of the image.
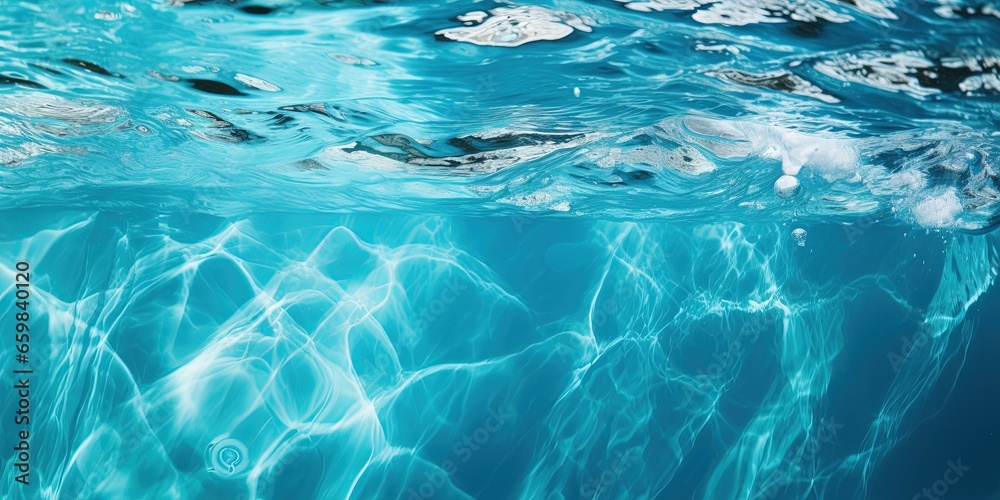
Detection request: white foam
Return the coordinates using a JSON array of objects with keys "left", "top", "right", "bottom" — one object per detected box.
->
[
  {"left": 616, "top": 0, "right": 853, "bottom": 25},
  {"left": 595, "top": 143, "right": 716, "bottom": 175},
  {"left": 912, "top": 189, "right": 963, "bottom": 228},
  {"left": 457, "top": 11, "right": 488, "bottom": 24},
  {"left": 435, "top": 6, "right": 593, "bottom": 47},
  {"left": 884, "top": 170, "right": 926, "bottom": 192},
  {"left": 616, "top": 0, "right": 704, "bottom": 12},
  {"left": 770, "top": 128, "right": 858, "bottom": 179},
  {"left": 682, "top": 116, "right": 859, "bottom": 179},
  {"left": 959, "top": 74, "right": 1000, "bottom": 93}
]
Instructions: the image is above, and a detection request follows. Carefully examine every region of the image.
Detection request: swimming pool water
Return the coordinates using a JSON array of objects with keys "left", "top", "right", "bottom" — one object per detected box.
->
[{"left": 1, "top": 0, "right": 999, "bottom": 499}]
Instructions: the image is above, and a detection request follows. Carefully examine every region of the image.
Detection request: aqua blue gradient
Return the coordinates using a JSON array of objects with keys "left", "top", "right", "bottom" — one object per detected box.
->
[
  {"left": 1, "top": 213, "right": 998, "bottom": 498},
  {"left": 1, "top": 0, "right": 999, "bottom": 499}
]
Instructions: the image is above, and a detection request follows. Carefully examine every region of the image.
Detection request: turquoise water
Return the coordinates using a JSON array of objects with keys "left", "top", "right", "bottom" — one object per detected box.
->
[{"left": 1, "top": 0, "right": 999, "bottom": 499}]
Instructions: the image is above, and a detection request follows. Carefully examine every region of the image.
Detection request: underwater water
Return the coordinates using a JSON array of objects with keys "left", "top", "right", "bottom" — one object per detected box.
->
[{"left": 1, "top": 0, "right": 999, "bottom": 498}]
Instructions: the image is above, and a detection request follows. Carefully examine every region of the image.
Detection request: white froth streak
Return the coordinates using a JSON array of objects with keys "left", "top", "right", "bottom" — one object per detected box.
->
[
  {"left": 912, "top": 189, "right": 963, "bottom": 229},
  {"left": 697, "top": 118, "right": 972, "bottom": 229},
  {"left": 434, "top": 6, "right": 594, "bottom": 48},
  {"left": 684, "top": 116, "right": 858, "bottom": 179}
]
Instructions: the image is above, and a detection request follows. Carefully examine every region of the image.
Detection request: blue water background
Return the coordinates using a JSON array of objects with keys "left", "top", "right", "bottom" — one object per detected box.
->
[{"left": 0, "top": 0, "right": 999, "bottom": 499}]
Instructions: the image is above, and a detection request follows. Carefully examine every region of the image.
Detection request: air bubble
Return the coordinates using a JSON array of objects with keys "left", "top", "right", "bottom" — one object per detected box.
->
[
  {"left": 774, "top": 175, "right": 800, "bottom": 198},
  {"left": 205, "top": 435, "right": 249, "bottom": 477},
  {"left": 94, "top": 10, "right": 121, "bottom": 21},
  {"left": 792, "top": 228, "right": 807, "bottom": 247}
]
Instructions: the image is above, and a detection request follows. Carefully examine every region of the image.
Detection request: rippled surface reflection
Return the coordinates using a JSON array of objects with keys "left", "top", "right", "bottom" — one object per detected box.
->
[{"left": 0, "top": 0, "right": 997, "bottom": 229}]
